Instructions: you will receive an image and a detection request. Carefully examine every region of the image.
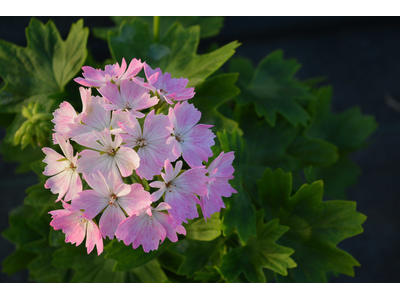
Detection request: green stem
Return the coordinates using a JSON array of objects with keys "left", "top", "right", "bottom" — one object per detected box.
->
[{"left": 153, "top": 16, "right": 160, "bottom": 43}]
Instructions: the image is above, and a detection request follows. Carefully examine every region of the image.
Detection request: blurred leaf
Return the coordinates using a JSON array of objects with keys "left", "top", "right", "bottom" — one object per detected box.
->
[
  {"left": 27, "top": 250, "right": 68, "bottom": 283},
  {"left": 0, "top": 139, "right": 45, "bottom": 173},
  {"left": 185, "top": 212, "right": 221, "bottom": 241},
  {"left": 219, "top": 216, "right": 296, "bottom": 283},
  {"left": 167, "top": 237, "right": 225, "bottom": 278},
  {"left": 0, "top": 18, "right": 88, "bottom": 113},
  {"left": 313, "top": 155, "right": 361, "bottom": 199},
  {"left": 194, "top": 266, "right": 223, "bottom": 282},
  {"left": 258, "top": 168, "right": 366, "bottom": 282},
  {"left": 24, "top": 160, "right": 58, "bottom": 207},
  {"left": 52, "top": 242, "right": 125, "bottom": 283},
  {"left": 230, "top": 50, "right": 313, "bottom": 127},
  {"left": 130, "top": 259, "right": 168, "bottom": 283},
  {"left": 2, "top": 248, "right": 37, "bottom": 276},
  {"left": 94, "top": 16, "right": 224, "bottom": 41},
  {"left": 190, "top": 73, "right": 241, "bottom": 134},
  {"left": 305, "top": 86, "right": 378, "bottom": 198},
  {"left": 104, "top": 239, "right": 170, "bottom": 271},
  {"left": 234, "top": 103, "right": 338, "bottom": 200},
  {"left": 2, "top": 205, "right": 43, "bottom": 246},
  {"left": 108, "top": 19, "right": 239, "bottom": 87},
  {"left": 306, "top": 86, "right": 377, "bottom": 154},
  {"left": 217, "top": 130, "right": 256, "bottom": 243}
]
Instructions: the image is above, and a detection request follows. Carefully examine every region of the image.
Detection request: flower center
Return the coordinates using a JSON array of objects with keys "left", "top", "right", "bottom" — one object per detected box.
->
[
  {"left": 175, "top": 133, "right": 184, "bottom": 143},
  {"left": 66, "top": 162, "right": 77, "bottom": 171},
  {"left": 108, "top": 194, "right": 117, "bottom": 206},
  {"left": 108, "top": 148, "right": 117, "bottom": 156},
  {"left": 159, "top": 89, "right": 167, "bottom": 95},
  {"left": 125, "top": 102, "right": 132, "bottom": 111},
  {"left": 137, "top": 139, "right": 147, "bottom": 147},
  {"left": 165, "top": 181, "right": 177, "bottom": 193}
]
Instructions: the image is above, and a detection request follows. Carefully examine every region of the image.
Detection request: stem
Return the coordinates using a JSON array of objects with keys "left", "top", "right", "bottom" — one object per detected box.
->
[{"left": 153, "top": 16, "right": 160, "bottom": 43}]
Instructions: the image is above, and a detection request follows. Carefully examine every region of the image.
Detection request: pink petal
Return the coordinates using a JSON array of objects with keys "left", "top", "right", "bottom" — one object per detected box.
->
[
  {"left": 72, "top": 189, "right": 108, "bottom": 219},
  {"left": 64, "top": 171, "right": 82, "bottom": 202},
  {"left": 85, "top": 220, "right": 104, "bottom": 255},
  {"left": 117, "top": 183, "right": 152, "bottom": 216},
  {"left": 120, "top": 58, "right": 143, "bottom": 80},
  {"left": 164, "top": 189, "right": 199, "bottom": 223},
  {"left": 100, "top": 205, "right": 126, "bottom": 239},
  {"left": 114, "top": 146, "right": 140, "bottom": 177},
  {"left": 52, "top": 101, "right": 78, "bottom": 139},
  {"left": 44, "top": 170, "right": 73, "bottom": 201},
  {"left": 42, "top": 147, "right": 69, "bottom": 176},
  {"left": 174, "top": 167, "right": 208, "bottom": 196}
]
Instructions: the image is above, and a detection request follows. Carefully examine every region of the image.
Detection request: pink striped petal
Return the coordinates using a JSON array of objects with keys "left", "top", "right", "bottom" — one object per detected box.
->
[{"left": 100, "top": 205, "right": 126, "bottom": 239}]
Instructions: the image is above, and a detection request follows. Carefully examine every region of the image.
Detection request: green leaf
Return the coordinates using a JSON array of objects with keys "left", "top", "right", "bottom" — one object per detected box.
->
[
  {"left": 190, "top": 73, "right": 241, "bottom": 134},
  {"left": 194, "top": 266, "right": 223, "bottom": 282},
  {"left": 258, "top": 168, "right": 367, "bottom": 282},
  {"left": 304, "top": 86, "right": 378, "bottom": 198},
  {"left": 231, "top": 50, "right": 313, "bottom": 127},
  {"left": 313, "top": 155, "right": 361, "bottom": 199},
  {"left": 306, "top": 86, "right": 378, "bottom": 154},
  {"left": 217, "top": 130, "right": 256, "bottom": 243},
  {"left": 185, "top": 212, "right": 221, "bottom": 241},
  {"left": 130, "top": 259, "right": 168, "bottom": 283},
  {"left": 219, "top": 216, "right": 296, "bottom": 283},
  {"left": 94, "top": 16, "right": 224, "bottom": 41},
  {"left": 0, "top": 18, "right": 88, "bottom": 113},
  {"left": 0, "top": 139, "right": 45, "bottom": 173},
  {"left": 108, "top": 19, "right": 239, "bottom": 87},
  {"left": 27, "top": 251, "right": 68, "bottom": 283},
  {"left": 234, "top": 103, "right": 338, "bottom": 199},
  {"left": 23, "top": 160, "right": 57, "bottom": 207},
  {"left": 104, "top": 239, "right": 170, "bottom": 271},
  {"left": 52, "top": 242, "right": 125, "bottom": 283},
  {"left": 2, "top": 248, "right": 37, "bottom": 276},
  {"left": 167, "top": 237, "right": 225, "bottom": 278},
  {"left": 2, "top": 205, "right": 43, "bottom": 246}
]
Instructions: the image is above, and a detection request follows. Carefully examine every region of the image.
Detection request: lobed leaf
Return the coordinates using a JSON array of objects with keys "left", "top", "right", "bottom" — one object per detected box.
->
[
  {"left": 185, "top": 212, "right": 222, "bottom": 241},
  {"left": 258, "top": 168, "right": 367, "bottom": 282},
  {"left": 219, "top": 216, "right": 296, "bottom": 283},
  {"left": 0, "top": 18, "right": 88, "bottom": 113},
  {"left": 94, "top": 16, "right": 224, "bottom": 41},
  {"left": 230, "top": 50, "right": 313, "bottom": 127},
  {"left": 108, "top": 19, "right": 239, "bottom": 87},
  {"left": 190, "top": 73, "right": 241, "bottom": 134}
]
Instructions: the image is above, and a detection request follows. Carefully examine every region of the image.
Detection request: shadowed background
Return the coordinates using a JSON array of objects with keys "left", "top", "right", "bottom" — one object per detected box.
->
[{"left": 1, "top": 16, "right": 399, "bottom": 283}]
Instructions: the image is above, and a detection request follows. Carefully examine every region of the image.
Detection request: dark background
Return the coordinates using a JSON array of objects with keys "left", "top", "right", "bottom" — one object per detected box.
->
[{"left": 1, "top": 16, "right": 399, "bottom": 283}]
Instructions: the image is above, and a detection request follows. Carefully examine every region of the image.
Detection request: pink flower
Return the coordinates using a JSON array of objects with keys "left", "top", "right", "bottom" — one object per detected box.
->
[
  {"left": 149, "top": 159, "right": 208, "bottom": 223},
  {"left": 167, "top": 101, "right": 215, "bottom": 168},
  {"left": 72, "top": 171, "right": 152, "bottom": 240},
  {"left": 115, "top": 202, "right": 186, "bottom": 253},
  {"left": 75, "top": 128, "right": 140, "bottom": 178},
  {"left": 74, "top": 58, "right": 143, "bottom": 88},
  {"left": 98, "top": 80, "right": 159, "bottom": 118},
  {"left": 42, "top": 133, "right": 82, "bottom": 202},
  {"left": 51, "top": 101, "right": 78, "bottom": 140},
  {"left": 135, "top": 63, "right": 195, "bottom": 105},
  {"left": 118, "top": 111, "right": 176, "bottom": 180},
  {"left": 200, "top": 151, "right": 237, "bottom": 220},
  {"left": 68, "top": 95, "right": 128, "bottom": 140},
  {"left": 49, "top": 201, "right": 103, "bottom": 255}
]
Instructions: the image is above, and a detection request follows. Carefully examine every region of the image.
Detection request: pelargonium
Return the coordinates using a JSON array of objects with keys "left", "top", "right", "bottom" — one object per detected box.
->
[{"left": 42, "top": 58, "right": 236, "bottom": 255}]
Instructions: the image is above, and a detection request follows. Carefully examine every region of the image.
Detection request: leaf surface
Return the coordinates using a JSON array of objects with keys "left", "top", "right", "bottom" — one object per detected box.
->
[{"left": 258, "top": 168, "right": 366, "bottom": 282}]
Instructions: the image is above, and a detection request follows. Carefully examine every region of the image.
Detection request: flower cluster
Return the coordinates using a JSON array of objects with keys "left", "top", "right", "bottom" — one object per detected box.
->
[{"left": 43, "top": 58, "right": 237, "bottom": 255}]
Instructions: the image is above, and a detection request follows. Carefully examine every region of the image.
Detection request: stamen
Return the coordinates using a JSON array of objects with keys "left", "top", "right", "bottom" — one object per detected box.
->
[
  {"left": 108, "top": 194, "right": 117, "bottom": 206},
  {"left": 137, "top": 139, "right": 147, "bottom": 147}
]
